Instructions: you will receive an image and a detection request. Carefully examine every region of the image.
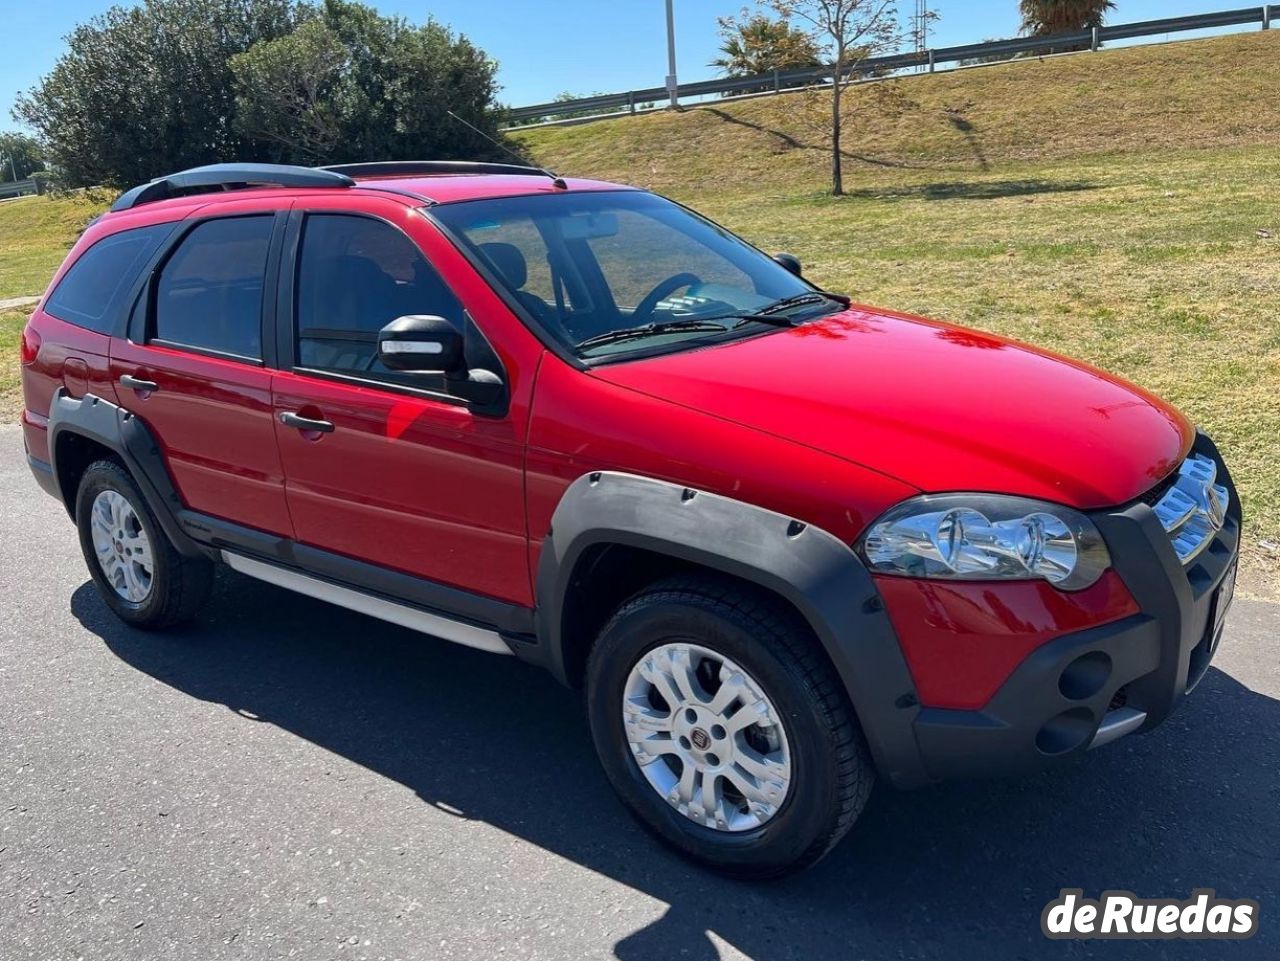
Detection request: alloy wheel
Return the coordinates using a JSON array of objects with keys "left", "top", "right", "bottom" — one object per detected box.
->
[
  {"left": 622, "top": 642, "right": 792, "bottom": 832},
  {"left": 89, "top": 490, "right": 154, "bottom": 603}
]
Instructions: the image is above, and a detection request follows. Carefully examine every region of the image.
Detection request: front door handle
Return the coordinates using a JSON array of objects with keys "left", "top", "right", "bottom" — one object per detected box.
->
[
  {"left": 119, "top": 374, "right": 159, "bottom": 392},
  {"left": 279, "top": 411, "right": 335, "bottom": 433}
]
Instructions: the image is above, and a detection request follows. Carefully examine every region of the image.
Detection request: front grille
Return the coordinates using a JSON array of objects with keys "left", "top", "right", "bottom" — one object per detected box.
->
[
  {"left": 1139, "top": 470, "right": 1179, "bottom": 507},
  {"left": 1149, "top": 453, "right": 1230, "bottom": 565}
]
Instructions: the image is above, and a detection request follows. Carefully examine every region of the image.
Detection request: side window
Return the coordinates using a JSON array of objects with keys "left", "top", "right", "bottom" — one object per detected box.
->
[
  {"left": 45, "top": 224, "right": 171, "bottom": 334},
  {"left": 153, "top": 216, "right": 273, "bottom": 360},
  {"left": 294, "top": 214, "right": 462, "bottom": 384}
]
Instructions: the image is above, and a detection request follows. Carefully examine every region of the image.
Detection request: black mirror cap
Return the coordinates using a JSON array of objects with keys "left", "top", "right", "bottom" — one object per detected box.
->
[
  {"left": 773, "top": 252, "right": 803, "bottom": 277},
  {"left": 378, "top": 315, "right": 465, "bottom": 373}
]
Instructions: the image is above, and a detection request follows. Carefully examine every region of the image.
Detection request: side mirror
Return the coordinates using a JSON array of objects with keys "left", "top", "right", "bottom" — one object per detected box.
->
[
  {"left": 773, "top": 252, "right": 803, "bottom": 277},
  {"left": 378, "top": 315, "right": 464, "bottom": 373}
]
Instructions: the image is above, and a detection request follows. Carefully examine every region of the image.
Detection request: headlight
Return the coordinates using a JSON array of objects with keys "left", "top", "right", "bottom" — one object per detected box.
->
[{"left": 859, "top": 494, "right": 1110, "bottom": 591}]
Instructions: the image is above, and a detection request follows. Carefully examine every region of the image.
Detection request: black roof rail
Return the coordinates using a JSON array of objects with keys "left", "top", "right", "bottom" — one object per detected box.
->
[
  {"left": 319, "top": 160, "right": 554, "bottom": 180},
  {"left": 110, "top": 163, "right": 355, "bottom": 212}
]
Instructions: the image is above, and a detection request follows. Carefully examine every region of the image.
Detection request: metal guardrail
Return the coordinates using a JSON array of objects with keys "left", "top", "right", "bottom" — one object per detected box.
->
[
  {"left": 506, "top": 5, "right": 1276, "bottom": 124},
  {"left": 0, "top": 179, "right": 39, "bottom": 199}
]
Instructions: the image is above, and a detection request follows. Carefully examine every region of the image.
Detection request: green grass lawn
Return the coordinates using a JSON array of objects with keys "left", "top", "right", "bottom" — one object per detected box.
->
[{"left": 0, "top": 194, "right": 107, "bottom": 301}]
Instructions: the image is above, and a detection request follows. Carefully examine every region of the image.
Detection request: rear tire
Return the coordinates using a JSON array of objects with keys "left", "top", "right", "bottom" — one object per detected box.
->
[
  {"left": 585, "top": 575, "right": 874, "bottom": 878},
  {"left": 75, "top": 459, "right": 213, "bottom": 629}
]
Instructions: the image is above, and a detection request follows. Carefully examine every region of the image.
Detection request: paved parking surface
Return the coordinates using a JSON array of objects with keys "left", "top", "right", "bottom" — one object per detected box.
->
[{"left": 2, "top": 426, "right": 1277, "bottom": 960}]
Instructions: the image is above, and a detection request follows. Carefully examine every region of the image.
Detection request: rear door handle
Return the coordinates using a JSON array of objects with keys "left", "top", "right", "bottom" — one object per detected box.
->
[
  {"left": 119, "top": 374, "right": 159, "bottom": 392},
  {"left": 279, "top": 411, "right": 335, "bottom": 433}
]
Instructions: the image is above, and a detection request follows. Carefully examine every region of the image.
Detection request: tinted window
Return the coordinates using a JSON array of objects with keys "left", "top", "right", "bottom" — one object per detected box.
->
[
  {"left": 45, "top": 225, "right": 170, "bottom": 333},
  {"left": 154, "top": 216, "right": 273, "bottom": 359},
  {"left": 295, "top": 214, "right": 462, "bottom": 384}
]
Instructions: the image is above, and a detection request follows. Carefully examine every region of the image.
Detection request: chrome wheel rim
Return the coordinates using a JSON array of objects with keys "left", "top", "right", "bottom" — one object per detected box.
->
[
  {"left": 623, "top": 642, "right": 792, "bottom": 832},
  {"left": 90, "top": 490, "right": 154, "bottom": 603}
]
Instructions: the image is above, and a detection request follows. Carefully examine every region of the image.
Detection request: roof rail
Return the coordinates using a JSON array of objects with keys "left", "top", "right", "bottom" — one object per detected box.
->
[
  {"left": 318, "top": 160, "right": 554, "bottom": 180},
  {"left": 110, "top": 163, "right": 355, "bottom": 212}
]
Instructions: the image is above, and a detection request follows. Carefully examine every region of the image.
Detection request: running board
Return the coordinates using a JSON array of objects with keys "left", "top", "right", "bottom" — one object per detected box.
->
[
  {"left": 221, "top": 551, "right": 513, "bottom": 656},
  {"left": 1089, "top": 706, "right": 1147, "bottom": 750}
]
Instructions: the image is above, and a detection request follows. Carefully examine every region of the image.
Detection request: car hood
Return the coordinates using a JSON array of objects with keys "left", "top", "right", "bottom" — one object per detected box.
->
[{"left": 591, "top": 307, "right": 1193, "bottom": 509}]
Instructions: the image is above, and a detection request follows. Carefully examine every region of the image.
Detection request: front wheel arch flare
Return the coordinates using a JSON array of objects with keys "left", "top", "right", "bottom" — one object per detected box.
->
[{"left": 534, "top": 471, "right": 931, "bottom": 787}]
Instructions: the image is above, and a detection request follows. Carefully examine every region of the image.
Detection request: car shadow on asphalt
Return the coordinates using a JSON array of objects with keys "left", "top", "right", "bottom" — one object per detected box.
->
[{"left": 73, "top": 572, "right": 1280, "bottom": 960}]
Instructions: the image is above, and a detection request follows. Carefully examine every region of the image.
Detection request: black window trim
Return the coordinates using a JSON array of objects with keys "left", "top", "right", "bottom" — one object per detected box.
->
[
  {"left": 138, "top": 210, "right": 287, "bottom": 366},
  {"left": 278, "top": 208, "right": 502, "bottom": 411}
]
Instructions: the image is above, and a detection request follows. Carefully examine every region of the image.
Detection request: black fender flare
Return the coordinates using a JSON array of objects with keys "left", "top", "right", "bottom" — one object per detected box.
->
[
  {"left": 534, "top": 471, "right": 932, "bottom": 788},
  {"left": 46, "top": 389, "right": 206, "bottom": 558}
]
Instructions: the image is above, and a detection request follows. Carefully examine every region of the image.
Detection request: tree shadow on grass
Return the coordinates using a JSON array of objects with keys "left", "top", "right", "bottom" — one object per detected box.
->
[
  {"left": 699, "top": 106, "right": 931, "bottom": 171},
  {"left": 843, "top": 179, "right": 1100, "bottom": 201},
  {"left": 74, "top": 573, "right": 1280, "bottom": 960}
]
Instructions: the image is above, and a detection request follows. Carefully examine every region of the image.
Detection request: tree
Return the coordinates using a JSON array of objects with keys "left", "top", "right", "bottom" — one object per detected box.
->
[
  {"left": 0, "top": 132, "right": 45, "bottom": 182},
  {"left": 231, "top": 0, "right": 512, "bottom": 166},
  {"left": 229, "top": 19, "right": 347, "bottom": 162},
  {"left": 711, "top": 15, "right": 822, "bottom": 77},
  {"left": 1019, "top": 0, "right": 1116, "bottom": 35},
  {"left": 742, "top": 0, "right": 906, "bottom": 196},
  {"left": 13, "top": 0, "right": 512, "bottom": 187},
  {"left": 13, "top": 0, "right": 305, "bottom": 187}
]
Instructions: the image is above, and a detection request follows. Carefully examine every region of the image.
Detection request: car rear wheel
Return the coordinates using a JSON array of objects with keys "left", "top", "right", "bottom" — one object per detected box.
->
[
  {"left": 585, "top": 575, "right": 874, "bottom": 878},
  {"left": 75, "top": 459, "right": 213, "bottom": 629}
]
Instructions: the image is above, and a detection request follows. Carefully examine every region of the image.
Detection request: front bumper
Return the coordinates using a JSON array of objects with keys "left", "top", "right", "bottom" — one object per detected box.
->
[{"left": 907, "top": 433, "right": 1240, "bottom": 782}]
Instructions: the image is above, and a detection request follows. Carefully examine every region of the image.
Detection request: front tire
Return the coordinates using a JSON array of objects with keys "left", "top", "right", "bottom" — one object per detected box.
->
[
  {"left": 585, "top": 575, "right": 874, "bottom": 878},
  {"left": 75, "top": 459, "right": 213, "bottom": 629}
]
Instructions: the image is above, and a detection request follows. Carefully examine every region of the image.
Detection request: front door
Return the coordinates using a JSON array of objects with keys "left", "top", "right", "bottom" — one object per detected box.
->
[
  {"left": 110, "top": 204, "right": 293, "bottom": 537},
  {"left": 270, "top": 202, "right": 531, "bottom": 606}
]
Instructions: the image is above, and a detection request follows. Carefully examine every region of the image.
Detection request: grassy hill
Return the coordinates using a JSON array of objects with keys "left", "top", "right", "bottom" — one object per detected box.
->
[
  {"left": 518, "top": 31, "right": 1280, "bottom": 584},
  {"left": 1, "top": 32, "right": 1277, "bottom": 582}
]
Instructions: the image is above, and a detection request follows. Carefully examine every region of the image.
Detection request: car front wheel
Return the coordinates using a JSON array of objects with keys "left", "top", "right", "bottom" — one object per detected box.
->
[{"left": 585, "top": 575, "right": 874, "bottom": 878}]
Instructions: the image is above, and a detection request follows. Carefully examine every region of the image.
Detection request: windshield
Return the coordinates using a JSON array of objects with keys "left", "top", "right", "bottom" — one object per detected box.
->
[{"left": 432, "top": 190, "right": 833, "bottom": 360}]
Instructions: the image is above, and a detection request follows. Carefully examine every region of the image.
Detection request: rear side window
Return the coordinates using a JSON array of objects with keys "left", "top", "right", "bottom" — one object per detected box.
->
[
  {"left": 153, "top": 216, "right": 273, "bottom": 360},
  {"left": 45, "top": 224, "right": 170, "bottom": 334}
]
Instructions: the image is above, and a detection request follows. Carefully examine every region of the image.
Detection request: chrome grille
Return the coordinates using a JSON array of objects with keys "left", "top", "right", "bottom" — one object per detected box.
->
[{"left": 1151, "top": 454, "right": 1230, "bottom": 564}]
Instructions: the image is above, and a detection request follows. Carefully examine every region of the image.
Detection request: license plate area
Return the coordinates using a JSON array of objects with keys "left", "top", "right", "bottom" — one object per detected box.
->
[{"left": 1209, "top": 559, "right": 1238, "bottom": 655}]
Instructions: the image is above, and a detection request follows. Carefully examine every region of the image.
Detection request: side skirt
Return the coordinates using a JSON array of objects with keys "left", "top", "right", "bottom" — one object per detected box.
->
[{"left": 222, "top": 551, "right": 513, "bottom": 656}]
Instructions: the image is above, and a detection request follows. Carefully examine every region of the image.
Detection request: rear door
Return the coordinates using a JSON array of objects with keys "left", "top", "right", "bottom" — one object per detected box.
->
[
  {"left": 269, "top": 198, "right": 533, "bottom": 606},
  {"left": 109, "top": 200, "right": 294, "bottom": 536}
]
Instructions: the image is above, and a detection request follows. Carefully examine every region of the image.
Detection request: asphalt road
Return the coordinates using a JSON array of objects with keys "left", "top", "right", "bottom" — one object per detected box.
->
[{"left": 2, "top": 424, "right": 1278, "bottom": 961}]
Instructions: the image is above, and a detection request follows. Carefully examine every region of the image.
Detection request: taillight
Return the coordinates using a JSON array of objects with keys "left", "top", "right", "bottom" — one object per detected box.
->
[{"left": 19, "top": 322, "right": 41, "bottom": 365}]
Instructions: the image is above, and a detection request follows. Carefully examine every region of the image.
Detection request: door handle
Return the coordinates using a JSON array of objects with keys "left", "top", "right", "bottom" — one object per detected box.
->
[
  {"left": 279, "top": 411, "right": 335, "bottom": 433},
  {"left": 119, "top": 374, "right": 159, "bottom": 392}
]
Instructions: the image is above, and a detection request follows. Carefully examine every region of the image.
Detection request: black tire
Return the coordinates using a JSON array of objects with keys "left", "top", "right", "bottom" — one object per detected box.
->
[
  {"left": 75, "top": 459, "right": 213, "bottom": 629},
  {"left": 585, "top": 574, "right": 874, "bottom": 878}
]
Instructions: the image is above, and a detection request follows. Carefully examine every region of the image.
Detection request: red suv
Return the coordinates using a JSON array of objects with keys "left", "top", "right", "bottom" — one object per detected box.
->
[{"left": 21, "top": 161, "right": 1239, "bottom": 877}]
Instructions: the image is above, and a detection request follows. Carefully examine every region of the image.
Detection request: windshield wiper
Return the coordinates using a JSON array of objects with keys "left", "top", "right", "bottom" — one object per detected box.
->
[
  {"left": 755, "top": 291, "right": 849, "bottom": 315},
  {"left": 717, "top": 291, "right": 852, "bottom": 329},
  {"left": 575, "top": 319, "right": 730, "bottom": 351}
]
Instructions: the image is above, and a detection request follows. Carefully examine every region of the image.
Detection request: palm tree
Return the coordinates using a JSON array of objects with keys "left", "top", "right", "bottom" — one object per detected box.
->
[
  {"left": 711, "top": 16, "right": 822, "bottom": 77},
  {"left": 1019, "top": 0, "right": 1116, "bottom": 35}
]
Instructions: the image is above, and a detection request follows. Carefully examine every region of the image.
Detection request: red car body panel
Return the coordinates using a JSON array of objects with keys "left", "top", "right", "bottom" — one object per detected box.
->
[
  {"left": 874, "top": 571, "right": 1141, "bottom": 709},
  {"left": 595, "top": 307, "right": 1194, "bottom": 509},
  {"left": 524, "top": 357, "right": 919, "bottom": 577},
  {"left": 111, "top": 341, "right": 293, "bottom": 536}
]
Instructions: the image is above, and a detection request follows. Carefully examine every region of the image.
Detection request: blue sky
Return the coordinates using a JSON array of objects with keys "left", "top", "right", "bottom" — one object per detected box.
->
[{"left": 0, "top": 0, "right": 1257, "bottom": 129}]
